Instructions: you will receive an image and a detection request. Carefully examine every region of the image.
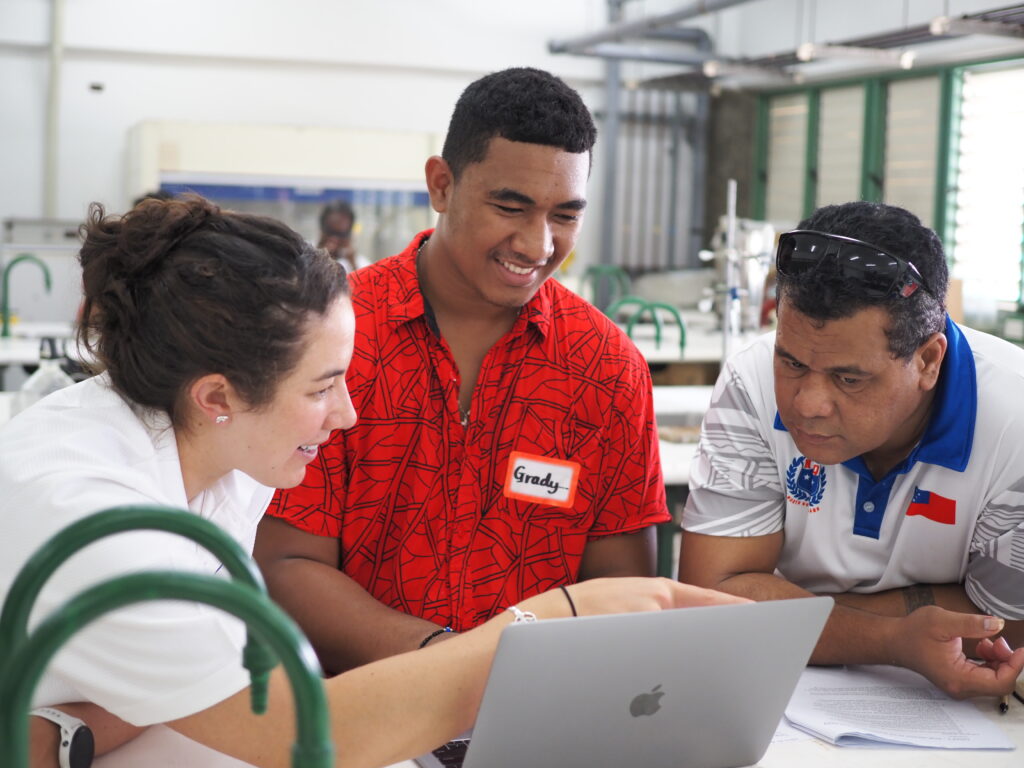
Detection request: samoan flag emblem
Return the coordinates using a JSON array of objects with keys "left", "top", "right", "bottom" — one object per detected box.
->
[
  {"left": 786, "top": 456, "right": 827, "bottom": 513},
  {"left": 906, "top": 487, "right": 956, "bottom": 525}
]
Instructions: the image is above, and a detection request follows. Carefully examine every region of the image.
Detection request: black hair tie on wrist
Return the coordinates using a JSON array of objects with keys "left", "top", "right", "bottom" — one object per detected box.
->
[{"left": 560, "top": 585, "right": 578, "bottom": 617}]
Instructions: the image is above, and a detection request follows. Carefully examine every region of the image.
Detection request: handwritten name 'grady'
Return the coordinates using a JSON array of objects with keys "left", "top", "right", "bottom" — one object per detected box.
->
[{"left": 512, "top": 465, "right": 561, "bottom": 495}]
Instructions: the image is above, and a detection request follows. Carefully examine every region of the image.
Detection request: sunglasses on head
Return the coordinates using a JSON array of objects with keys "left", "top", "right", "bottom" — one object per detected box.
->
[{"left": 776, "top": 230, "right": 931, "bottom": 299}]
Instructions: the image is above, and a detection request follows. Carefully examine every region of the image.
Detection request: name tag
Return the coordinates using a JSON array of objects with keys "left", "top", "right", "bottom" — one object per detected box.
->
[{"left": 504, "top": 451, "right": 580, "bottom": 508}]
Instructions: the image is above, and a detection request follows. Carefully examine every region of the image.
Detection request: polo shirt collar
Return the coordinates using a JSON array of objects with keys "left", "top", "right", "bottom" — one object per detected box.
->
[
  {"left": 906, "top": 316, "right": 976, "bottom": 472},
  {"left": 772, "top": 315, "right": 977, "bottom": 474},
  {"left": 385, "top": 229, "right": 553, "bottom": 338}
]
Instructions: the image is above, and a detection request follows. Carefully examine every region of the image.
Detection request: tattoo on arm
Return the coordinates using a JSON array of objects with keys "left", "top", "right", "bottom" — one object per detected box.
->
[{"left": 902, "top": 584, "right": 936, "bottom": 614}]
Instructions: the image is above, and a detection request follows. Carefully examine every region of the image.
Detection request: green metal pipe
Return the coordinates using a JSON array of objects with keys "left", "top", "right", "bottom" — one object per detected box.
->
[
  {"left": 860, "top": 79, "right": 887, "bottom": 203},
  {"left": 803, "top": 89, "right": 821, "bottom": 218},
  {"left": 605, "top": 296, "right": 649, "bottom": 319},
  {"left": 751, "top": 96, "right": 769, "bottom": 221},
  {"left": 0, "top": 572, "right": 334, "bottom": 768},
  {"left": 646, "top": 302, "right": 687, "bottom": 354},
  {"left": 607, "top": 297, "right": 687, "bottom": 353},
  {"left": 623, "top": 300, "right": 687, "bottom": 353},
  {"left": 1, "top": 254, "right": 52, "bottom": 338},
  {"left": 581, "top": 264, "right": 631, "bottom": 313},
  {"left": 627, "top": 303, "right": 665, "bottom": 346},
  {"left": 934, "top": 67, "right": 963, "bottom": 263},
  {"left": 0, "top": 505, "right": 277, "bottom": 713}
]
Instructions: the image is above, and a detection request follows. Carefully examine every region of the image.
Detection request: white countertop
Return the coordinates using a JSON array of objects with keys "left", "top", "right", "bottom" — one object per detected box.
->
[
  {"left": 95, "top": 691, "right": 1024, "bottom": 768},
  {"left": 622, "top": 309, "right": 766, "bottom": 364},
  {"left": 652, "top": 385, "right": 713, "bottom": 421},
  {"left": 0, "top": 322, "right": 76, "bottom": 367},
  {"left": 658, "top": 439, "right": 697, "bottom": 487},
  {"left": 0, "top": 391, "right": 15, "bottom": 423},
  {"left": 0, "top": 335, "right": 91, "bottom": 382},
  {"left": 0, "top": 337, "right": 45, "bottom": 366},
  {"left": 5, "top": 320, "right": 75, "bottom": 339},
  {"left": 651, "top": 385, "right": 710, "bottom": 486}
]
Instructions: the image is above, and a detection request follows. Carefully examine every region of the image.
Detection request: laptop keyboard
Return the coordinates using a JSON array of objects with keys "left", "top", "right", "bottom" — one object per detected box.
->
[{"left": 430, "top": 739, "right": 470, "bottom": 767}]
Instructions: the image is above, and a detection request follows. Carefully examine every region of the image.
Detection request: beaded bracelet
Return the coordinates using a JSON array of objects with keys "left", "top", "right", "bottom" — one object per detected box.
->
[{"left": 419, "top": 626, "right": 454, "bottom": 648}]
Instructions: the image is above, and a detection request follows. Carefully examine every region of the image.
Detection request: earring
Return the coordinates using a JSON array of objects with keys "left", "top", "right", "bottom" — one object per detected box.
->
[{"left": 215, "top": 415, "right": 229, "bottom": 424}]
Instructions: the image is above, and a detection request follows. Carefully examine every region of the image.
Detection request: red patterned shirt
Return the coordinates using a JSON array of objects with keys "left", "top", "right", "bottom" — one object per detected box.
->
[{"left": 267, "top": 231, "right": 668, "bottom": 630}]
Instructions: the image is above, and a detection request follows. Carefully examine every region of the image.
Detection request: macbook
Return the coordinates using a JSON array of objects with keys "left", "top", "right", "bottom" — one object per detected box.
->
[{"left": 416, "top": 596, "right": 832, "bottom": 768}]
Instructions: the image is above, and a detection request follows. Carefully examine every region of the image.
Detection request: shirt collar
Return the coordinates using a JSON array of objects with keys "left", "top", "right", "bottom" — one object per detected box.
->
[
  {"left": 773, "top": 315, "right": 976, "bottom": 473},
  {"left": 385, "top": 229, "right": 553, "bottom": 339},
  {"left": 385, "top": 230, "right": 431, "bottom": 326},
  {"left": 907, "top": 316, "right": 976, "bottom": 471}
]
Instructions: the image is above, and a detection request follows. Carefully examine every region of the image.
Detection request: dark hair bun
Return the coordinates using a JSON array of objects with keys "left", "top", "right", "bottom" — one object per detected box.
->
[{"left": 77, "top": 194, "right": 348, "bottom": 426}]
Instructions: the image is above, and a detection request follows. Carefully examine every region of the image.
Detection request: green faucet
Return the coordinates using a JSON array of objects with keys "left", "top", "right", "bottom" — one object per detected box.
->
[
  {"left": 581, "top": 264, "right": 631, "bottom": 313},
  {"left": 1, "top": 253, "right": 53, "bottom": 338},
  {"left": 0, "top": 505, "right": 278, "bottom": 713},
  {"left": 607, "top": 296, "right": 687, "bottom": 354},
  {"left": 625, "top": 300, "right": 686, "bottom": 354},
  {"left": 0, "top": 571, "right": 334, "bottom": 768}
]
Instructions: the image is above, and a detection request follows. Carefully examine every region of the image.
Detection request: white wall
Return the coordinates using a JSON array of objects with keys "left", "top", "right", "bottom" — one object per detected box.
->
[
  {"left": 1, "top": 0, "right": 1019, "bottom": 243},
  {"left": 0, "top": 0, "right": 609, "bottom": 225}
]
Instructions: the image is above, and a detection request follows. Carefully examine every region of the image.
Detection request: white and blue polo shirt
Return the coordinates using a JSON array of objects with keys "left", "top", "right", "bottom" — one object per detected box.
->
[{"left": 682, "top": 317, "right": 1024, "bottom": 620}]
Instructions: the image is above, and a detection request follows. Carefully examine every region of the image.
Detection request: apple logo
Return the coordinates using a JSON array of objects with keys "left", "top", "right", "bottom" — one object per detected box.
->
[{"left": 629, "top": 684, "right": 665, "bottom": 717}]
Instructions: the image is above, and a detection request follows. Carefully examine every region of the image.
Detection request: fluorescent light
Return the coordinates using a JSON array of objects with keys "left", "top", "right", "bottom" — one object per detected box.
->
[
  {"left": 701, "top": 59, "right": 797, "bottom": 84},
  {"left": 796, "top": 43, "right": 915, "bottom": 70},
  {"left": 930, "top": 16, "right": 1024, "bottom": 39}
]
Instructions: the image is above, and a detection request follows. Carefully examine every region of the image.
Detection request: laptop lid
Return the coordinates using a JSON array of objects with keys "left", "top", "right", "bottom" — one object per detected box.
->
[{"left": 435, "top": 596, "right": 831, "bottom": 768}]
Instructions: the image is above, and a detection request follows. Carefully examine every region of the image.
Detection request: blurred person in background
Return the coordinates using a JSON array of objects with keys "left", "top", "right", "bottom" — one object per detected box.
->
[{"left": 319, "top": 199, "right": 370, "bottom": 273}]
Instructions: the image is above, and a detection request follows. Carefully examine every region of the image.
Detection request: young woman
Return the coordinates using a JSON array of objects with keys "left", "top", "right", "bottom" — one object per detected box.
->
[{"left": 0, "top": 196, "right": 742, "bottom": 768}]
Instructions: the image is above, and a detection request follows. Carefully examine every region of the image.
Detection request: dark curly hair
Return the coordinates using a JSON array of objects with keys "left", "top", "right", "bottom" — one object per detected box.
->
[
  {"left": 441, "top": 67, "right": 597, "bottom": 179},
  {"left": 77, "top": 194, "right": 348, "bottom": 427},
  {"left": 777, "top": 202, "right": 948, "bottom": 360}
]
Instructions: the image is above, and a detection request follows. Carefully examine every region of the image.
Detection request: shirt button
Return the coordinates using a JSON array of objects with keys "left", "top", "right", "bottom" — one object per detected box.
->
[{"left": 862, "top": 501, "right": 875, "bottom": 513}]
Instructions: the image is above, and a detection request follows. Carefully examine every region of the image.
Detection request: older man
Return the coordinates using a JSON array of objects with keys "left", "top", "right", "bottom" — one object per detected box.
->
[{"left": 681, "top": 201, "right": 1024, "bottom": 698}]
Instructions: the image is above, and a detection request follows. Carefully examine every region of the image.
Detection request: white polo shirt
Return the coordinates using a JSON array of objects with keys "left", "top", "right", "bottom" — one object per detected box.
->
[
  {"left": 0, "top": 374, "right": 275, "bottom": 725},
  {"left": 683, "top": 318, "right": 1024, "bottom": 620}
]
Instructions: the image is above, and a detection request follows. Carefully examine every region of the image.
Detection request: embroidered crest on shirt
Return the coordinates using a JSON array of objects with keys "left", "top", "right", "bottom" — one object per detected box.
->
[
  {"left": 504, "top": 451, "right": 580, "bottom": 509},
  {"left": 906, "top": 487, "right": 956, "bottom": 525},
  {"left": 786, "top": 456, "right": 827, "bottom": 513}
]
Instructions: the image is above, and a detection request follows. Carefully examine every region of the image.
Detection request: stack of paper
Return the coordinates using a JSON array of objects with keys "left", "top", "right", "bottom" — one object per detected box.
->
[{"left": 784, "top": 665, "right": 1015, "bottom": 750}]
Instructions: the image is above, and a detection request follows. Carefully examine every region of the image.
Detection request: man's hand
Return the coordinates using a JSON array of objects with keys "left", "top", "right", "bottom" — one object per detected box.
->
[{"left": 892, "top": 606, "right": 1024, "bottom": 699}]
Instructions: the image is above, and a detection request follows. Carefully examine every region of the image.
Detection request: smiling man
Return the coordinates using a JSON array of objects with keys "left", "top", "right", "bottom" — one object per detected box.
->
[
  {"left": 680, "top": 201, "right": 1024, "bottom": 699},
  {"left": 255, "top": 68, "right": 668, "bottom": 672}
]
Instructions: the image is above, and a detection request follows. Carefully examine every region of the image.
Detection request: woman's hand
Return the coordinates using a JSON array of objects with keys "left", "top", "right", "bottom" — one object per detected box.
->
[{"left": 29, "top": 703, "right": 143, "bottom": 768}]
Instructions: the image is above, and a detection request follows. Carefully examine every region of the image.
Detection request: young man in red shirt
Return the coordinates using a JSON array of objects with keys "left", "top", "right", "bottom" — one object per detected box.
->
[{"left": 255, "top": 67, "right": 669, "bottom": 673}]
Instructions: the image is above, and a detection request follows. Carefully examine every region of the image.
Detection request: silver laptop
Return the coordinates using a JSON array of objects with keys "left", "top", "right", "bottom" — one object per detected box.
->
[{"left": 416, "top": 597, "right": 832, "bottom": 768}]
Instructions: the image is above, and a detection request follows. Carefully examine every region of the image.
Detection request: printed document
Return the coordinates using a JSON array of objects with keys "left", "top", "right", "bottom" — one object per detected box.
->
[{"left": 784, "top": 665, "right": 1014, "bottom": 749}]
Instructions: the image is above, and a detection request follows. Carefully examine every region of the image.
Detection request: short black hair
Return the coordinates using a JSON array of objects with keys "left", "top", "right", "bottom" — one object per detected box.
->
[
  {"left": 441, "top": 67, "right": 597, "bottom": 179},
  {"left": 319, "top": 199, "right": 356, "bottom": 233},
  {"left": 777, "top": 201, "right": 948, "bottom": 360}
]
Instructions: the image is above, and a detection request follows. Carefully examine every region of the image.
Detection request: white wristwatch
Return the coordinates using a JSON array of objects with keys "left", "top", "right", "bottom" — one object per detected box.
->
[{"left": 31, "top": 707, "right": 94, "bottom": 768}]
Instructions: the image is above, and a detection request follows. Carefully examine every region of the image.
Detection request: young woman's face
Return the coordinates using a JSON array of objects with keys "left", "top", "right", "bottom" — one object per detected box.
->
[{"left": 231, "top": 295, "right": 357, "bottom": 489}]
